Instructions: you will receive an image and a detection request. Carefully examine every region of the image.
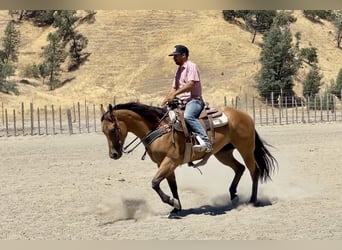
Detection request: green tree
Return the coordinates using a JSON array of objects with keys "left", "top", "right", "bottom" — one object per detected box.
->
[
  {"left": 222, "top": 10, "right": 277, "bottom": 43},
  {"left": 330, "top": 68, "right": 342, "bottom": 98},
  {"left": 53, "top": 10, "right": 88, "bottom": 70},
  {"left": 256, "top": 25, "right": 300, "bottom": 101},
  {"left": 333, "top": 11, "right": 342, "bottom": 48},
  {"left": 2, "top": 20, "right": 20, "bottom": 63},
  {"left": 302, "top": 64, "right": 323, "bottom": 97},
  {"left": 300, "top": 47, "right": 318, "bottom": 65},
  {"left": 41, "top": 32, "right": 67, "bottom": 90}
]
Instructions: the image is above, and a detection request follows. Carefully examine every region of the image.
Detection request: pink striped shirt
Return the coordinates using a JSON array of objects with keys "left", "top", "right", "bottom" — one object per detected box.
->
[{"left": 172, "top": 60, "right": 202, "bottom": 102}]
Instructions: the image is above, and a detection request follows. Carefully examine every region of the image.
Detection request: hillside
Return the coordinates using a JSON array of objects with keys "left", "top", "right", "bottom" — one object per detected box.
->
[{"left": 0, "top": 10, "right": 342, "bottom": 109}]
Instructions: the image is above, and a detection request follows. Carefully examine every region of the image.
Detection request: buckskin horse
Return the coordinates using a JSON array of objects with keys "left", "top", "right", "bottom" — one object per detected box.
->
[{"left": 100, "top": 101, "right": 278, "bottom": 216}]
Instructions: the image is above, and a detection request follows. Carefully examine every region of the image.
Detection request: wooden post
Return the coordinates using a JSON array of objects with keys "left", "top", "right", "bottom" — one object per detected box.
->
[
  {"left": 285, "top": 96, "right": 288, "bottom": 125},
  {"left": 291, "top": 96, "right": 294, "bottom": 124},
  {"left": 59, "top": 106, "right": 63, "bottom": 134},
  {"left": 271, "top": 92, "right": 274, "bottom": 125},
  {"left": 44, "top": 105, "right": 48, "bottom": 135},
  {"left": 5, "top": 109, "right": 8, "bottom": 137},
  {"left": 67, "top": 109, "right": 73, "bottom": 135},
  {"left": 259, "top": 104, "right": 262, "bottom": 125},
  {"left": 21, "top": 102, "right": 25, "bottom": 136},
  {"left": 265, "top": 99, "right": 268, "bottom": 126},
  {"left": 307, "top": 96, "right": 310, "bottom": 123},
  {"left": 77, "top": 102, "right": 81, "bottom": 133},
  {"left": 37, "top": 108, "right": 41, "bottom": 135},
  {"left": 30, "top": 102, "right": 34, "bottom": 135},
  {"left": 320, "top": 96, "right": 323, "bottom": 122},
  {"left": 252, "top": 96, "right": 255, "bottom": 123},
  {"left": 1, "top": 102, "right": 4, "bottom": 126},
  {"left": 314, "top": 95, "right": 317, "bottom": 123},
  {"left": 86, "top": 106, "right": 90, "bottom": 133},
  {"left": 301, "top": 98, "right": 305, "bottom": 123},
  {"left": 327, "top": 93, "right": 329, "bottom": 122},
  {"left": 295, "top": 98, "right": 298, "bottom": 123},
  {"left": 51, "top": 105, "right": 55, "bottom": 135},
  {"left": 13, "top": 109, "right": 16, "bottom": 137},
  {"left": 72, "top": 102, "right": 76, "bottom": 122}
]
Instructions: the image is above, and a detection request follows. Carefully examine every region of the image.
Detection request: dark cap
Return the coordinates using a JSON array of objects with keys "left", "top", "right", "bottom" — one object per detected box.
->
[{"left": 168, "top": 45, "right": 189, "bottom": 56}]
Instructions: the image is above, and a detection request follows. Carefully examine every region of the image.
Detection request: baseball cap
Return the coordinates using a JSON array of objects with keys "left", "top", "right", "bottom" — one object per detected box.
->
[{"left": 168, "top": 45, "right": 189, "bottom": 56}]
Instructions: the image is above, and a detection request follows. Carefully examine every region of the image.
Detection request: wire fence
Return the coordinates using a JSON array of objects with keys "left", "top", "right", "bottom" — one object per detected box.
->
[{"left": 1, "top": 92, "right": 342, "bottom": 138}]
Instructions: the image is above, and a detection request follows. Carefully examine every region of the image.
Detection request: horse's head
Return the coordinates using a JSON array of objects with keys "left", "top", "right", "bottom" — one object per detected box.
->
[{"left": 100, "top": 104, "right": 128, "bottom": 160}]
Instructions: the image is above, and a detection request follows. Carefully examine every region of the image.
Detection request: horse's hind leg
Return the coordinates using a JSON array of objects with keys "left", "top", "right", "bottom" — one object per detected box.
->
[
  {"left": 214, "top": 144, "right": 245, "bottom": 203},
  {"left": 166, "top": 172, "right": 182, "bottom": 213},
  {"left": 240, "top": 151, "right": 259, "bottom": 204}
]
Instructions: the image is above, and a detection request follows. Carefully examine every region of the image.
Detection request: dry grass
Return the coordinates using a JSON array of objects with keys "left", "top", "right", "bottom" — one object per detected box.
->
[{"left": 0, "top": 10, "right": 342, "bottom": 110}]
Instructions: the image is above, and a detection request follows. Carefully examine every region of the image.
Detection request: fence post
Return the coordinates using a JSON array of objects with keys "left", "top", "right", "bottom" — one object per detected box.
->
[
  {"left": 265, "top": 99, "right": 268, "bottom": 126},
  {"left": 52, "top": 105, "right": 55, "bottom": 135},
  {"left": 86, "top": 105, "right": 90, "bottom": 133},
  {"left": 252, "top": 96, "right": 255, "bottom": 123},
  {"left": 77, "top": 102, "right": 81, "bottom": 134},
  {"left": 13, "top": 109, "right": 16, "bottom": 137},
  {"left": 271, "top": 92, "right": 275, "bottom": 125},
  {"left": 1, "top": 102, "right": 4, "bottom": 126},
  {"left": 30, "top": 102, "right": 34, "bottom": 135},
  {"left": 5, "top": 109, "right": 8, "bottom": 137},
  {"left": 44, "top": 105, "right": 48, "bottom": 135},
  {"left": 67, "top": 109, "right": 73, "bottom": 135},
  {"left": 327, "top": 93, "right": 329, "bottom": 122},
  {"left": 59, "top": 106, "right": 63, "bottom": 134},
  {"left": 307, "top": 96, "right": 310, "bottom": 123},
  {"left": 259, "top": 103, "right": 262, "bottom": 125},
  {"left": 285, "top": 96, "right": 288, "bottom": 125},
  {"left": 37, "top": 108, "right": 41, "bottom": 135},
  {"left": 291, "top": 96, "right": 294, "bottom": 124},
  {"left": 21, "top": 102, "right": 25, "bottom": 136}
]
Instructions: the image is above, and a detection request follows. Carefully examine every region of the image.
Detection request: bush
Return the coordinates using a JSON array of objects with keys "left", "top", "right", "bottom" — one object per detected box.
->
[{"left": 23, "top": 63, "right": 41, "bottom": 78}]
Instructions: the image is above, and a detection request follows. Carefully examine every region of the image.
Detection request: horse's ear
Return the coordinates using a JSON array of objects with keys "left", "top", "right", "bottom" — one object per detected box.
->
[
  {"left": 100, "top": 104, "right": 106, "bottom": 114},
  {"left": 108, "top": 104, "right": 113, "bottom": 112}
]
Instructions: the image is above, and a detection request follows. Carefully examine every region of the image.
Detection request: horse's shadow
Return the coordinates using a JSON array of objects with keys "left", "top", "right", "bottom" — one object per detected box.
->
[{"left": 168, "top": 197, "right": 274, "bottom": 219}]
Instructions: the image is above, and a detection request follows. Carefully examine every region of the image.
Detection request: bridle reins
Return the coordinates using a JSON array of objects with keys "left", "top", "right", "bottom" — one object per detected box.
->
[{"left": 103, "top": 108, "right": 170, "bottom": 156}]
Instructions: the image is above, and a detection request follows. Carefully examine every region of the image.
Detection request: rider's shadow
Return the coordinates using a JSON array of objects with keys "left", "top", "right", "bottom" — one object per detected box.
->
[{"left": 168, "top": 197, "right": 274, "bottom": 219}]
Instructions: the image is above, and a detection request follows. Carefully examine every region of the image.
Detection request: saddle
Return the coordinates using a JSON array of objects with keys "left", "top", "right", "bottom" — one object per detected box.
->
[{"left": 168, "top": 104, "right": 228, "bottom": 163}]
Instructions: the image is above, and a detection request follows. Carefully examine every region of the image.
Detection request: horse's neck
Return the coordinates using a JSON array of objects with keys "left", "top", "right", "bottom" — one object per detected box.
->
[{"left": 117, "top": 111, "right": 151, "bottom": 138}]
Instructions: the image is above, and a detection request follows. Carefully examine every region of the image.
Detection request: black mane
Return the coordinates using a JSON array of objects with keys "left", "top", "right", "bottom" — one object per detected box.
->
[{"left": 113, "top": 102, "right": 167, "bottom": 127}]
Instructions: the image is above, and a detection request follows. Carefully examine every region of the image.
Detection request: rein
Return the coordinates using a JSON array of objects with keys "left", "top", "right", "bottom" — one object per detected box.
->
[{"left": 109, "top": 108, "right": 170, "bottom": 159}]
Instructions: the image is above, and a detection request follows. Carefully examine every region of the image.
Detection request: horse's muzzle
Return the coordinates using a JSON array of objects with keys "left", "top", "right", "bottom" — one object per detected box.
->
[{"left": 109, "top": 149, "right": 122, "bottom": 160}]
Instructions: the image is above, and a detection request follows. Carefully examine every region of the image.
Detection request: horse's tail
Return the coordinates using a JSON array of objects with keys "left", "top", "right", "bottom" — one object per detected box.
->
[{"left": 254, "top": 131, "right": 278, "bottom": 183}]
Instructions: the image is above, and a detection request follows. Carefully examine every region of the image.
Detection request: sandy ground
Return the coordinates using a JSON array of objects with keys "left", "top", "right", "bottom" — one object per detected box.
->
[{"left": 0, "top": 122, "right": 342, "bottom": 240}]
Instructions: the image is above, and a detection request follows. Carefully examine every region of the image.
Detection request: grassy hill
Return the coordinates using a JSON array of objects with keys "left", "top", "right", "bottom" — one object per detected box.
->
[{"left": 0, "top": 10, "right": 342, "bottom": 109}]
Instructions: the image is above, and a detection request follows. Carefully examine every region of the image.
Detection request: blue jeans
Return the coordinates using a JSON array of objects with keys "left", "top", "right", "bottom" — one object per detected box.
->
[{"left": 184, "top": 99, "right": 211, "bottom": 145}]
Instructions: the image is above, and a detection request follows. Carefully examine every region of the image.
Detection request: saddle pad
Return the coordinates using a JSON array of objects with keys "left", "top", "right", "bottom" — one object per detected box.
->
[{"left": 211, "top": 113, "right": 228, "bottom": 128}]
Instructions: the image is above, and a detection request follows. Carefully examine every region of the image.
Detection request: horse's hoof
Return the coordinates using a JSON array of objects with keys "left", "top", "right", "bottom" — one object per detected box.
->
[
  {"left": 171, "top": 198, "right": 181, "bottom": 210},
  {"left": 168, "top": 208, "right": 182, "bottom": 219},
  {"left": 231, "top": 196, "right": 239, "bottom": 207}
]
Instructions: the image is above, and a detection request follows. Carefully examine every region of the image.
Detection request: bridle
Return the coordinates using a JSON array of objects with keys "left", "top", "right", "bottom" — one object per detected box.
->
[
  {"left": 102, "top": 107, "right": 171, "bottom": 156},
  {"left": 103, "top": 110, "right": 141, "bottom": 155}
]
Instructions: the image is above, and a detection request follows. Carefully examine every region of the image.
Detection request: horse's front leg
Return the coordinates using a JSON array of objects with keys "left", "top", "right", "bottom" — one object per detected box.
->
[{"left": 151, "top": 158, "right": 180, "bottom": 211}]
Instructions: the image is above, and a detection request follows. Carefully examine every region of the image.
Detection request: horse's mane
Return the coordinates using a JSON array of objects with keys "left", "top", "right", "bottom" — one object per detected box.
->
[{"left": 113, "top": 102, "right": 167, "bottom": 127}]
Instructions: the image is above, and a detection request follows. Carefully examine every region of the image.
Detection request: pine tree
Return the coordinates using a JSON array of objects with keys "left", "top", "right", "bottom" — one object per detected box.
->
[
  {"left": 302, "top": 64, "right": 323, "bottom": 97},
  {"left": 256, "top": 25, "right": 300, "bottom": 101},
  {"left": 41, "top": 32, "right": 67, "bottom": 90},
  {"left": 2, "top": 20, "right": 20, "bottom": 63},
  {"left": 53, "top": 10, "right": 88, "bottom": 70}
]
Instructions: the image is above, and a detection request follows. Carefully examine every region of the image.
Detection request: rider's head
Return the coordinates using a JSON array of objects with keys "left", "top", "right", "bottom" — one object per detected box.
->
[{"left": 168, "top": 45, "right": 189, "bottom": 66}]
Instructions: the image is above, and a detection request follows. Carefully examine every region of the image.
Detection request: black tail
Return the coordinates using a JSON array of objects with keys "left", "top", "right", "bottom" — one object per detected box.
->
[{"left": 254, "top": 131, "right": 278, "bottom": 182}]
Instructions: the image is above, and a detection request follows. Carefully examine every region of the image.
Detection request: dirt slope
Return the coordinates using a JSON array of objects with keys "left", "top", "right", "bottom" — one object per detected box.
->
[{"left": 0, "top": 10, "right": 341, "bottom": 109}]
